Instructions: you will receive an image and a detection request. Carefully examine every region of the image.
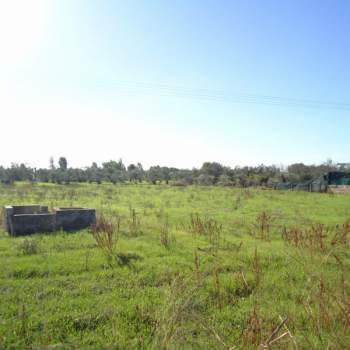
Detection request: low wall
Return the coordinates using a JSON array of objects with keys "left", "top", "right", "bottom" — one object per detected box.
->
[
  {"left": 329, "top": 185, "right": 350, "bottom": 194},
  {"left": 55, "top": 208, "right": 96, "bottom": 231},
  {"left": 4, "top": 205, "right": 96, "bottom": 236},
  {"left": 10, "top": 213, "right": 56, "bottom": 236}
]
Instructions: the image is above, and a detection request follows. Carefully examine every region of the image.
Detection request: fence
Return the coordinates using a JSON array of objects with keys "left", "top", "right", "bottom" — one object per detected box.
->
[{"left": 274, "top": 179, "right": 328, "bottom": 193}]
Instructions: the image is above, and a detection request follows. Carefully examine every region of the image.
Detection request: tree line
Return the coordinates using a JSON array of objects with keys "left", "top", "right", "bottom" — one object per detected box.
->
[{"left": 0, "top": 157, "right": 346, "bottom": 187}]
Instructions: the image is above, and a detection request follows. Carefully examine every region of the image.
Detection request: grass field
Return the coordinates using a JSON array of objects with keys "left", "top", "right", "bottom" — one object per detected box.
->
[{"left": 0, "top": 182, "right": 350, "bottom": 349}]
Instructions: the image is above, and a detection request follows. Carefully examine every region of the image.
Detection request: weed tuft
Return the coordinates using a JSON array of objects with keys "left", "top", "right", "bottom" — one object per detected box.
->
[
  {"left": 116, "top": 252, "right": 142, "bottom": 268},
  {"left": 154, "top": 275, "right": 204, "bottom": 349},
  {"left": 91, "top": 215, "right": 119, "bottom": 267},
  {"left": 17, "top": 239, "right": 40, "bottom": 256},
  {"left": 160, "top": 217, "right": 174, "bottom": 249},
  {"left": 128, "top": 207, "right": 142, "bottom": 236},
  {"left": 255, "top": 211, "right": 273, "bottom": 240},
  {"left": 189, "top": 213, "right": 222, "bottom": 248},
  {"left": 243, "top": 304, "right": 262, "bottom": 347}
]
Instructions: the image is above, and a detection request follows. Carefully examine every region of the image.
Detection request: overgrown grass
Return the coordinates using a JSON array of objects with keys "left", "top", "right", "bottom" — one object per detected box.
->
[{"left": 0, "top": 182, "right": 350, "bottom": 349}]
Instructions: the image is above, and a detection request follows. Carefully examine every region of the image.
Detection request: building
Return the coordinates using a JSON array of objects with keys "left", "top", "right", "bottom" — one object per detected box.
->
[
  {"left": 326, "top": 171, "right": 350, "bottom": 186},
  {"left": 326, "top": 171, "right": 350, "bottom": 194}
]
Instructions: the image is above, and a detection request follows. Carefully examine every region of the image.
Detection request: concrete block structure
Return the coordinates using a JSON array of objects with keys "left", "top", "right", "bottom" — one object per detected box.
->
[
  {"left": 55, "top": 208, "right": 96, "bottom": 231},
  {"left": 3, "top": 205, "right": 96, "bottom": 236}
]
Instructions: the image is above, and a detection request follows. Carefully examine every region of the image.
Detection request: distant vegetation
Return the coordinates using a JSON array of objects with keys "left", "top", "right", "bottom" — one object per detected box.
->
[{"left": 0, "top": 157, "right": 346, "bottom": 187}]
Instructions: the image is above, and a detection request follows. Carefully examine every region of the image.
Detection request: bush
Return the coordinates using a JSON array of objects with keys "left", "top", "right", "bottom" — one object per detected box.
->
[{"left": 195, "top": 174, "right": 215, "bottom": 186}]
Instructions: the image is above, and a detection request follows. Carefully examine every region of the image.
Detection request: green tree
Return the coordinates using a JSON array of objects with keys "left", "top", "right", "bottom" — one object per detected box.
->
[
  {"left": 200, "top": 162, "right": 224, "bottom": 183},
  {"left": 58, "top": 157, "right": 68, "bottom": 171}
]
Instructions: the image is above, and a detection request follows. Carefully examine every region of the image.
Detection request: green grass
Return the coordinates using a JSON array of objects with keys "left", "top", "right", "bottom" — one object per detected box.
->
[{"left": 0, "top": 182, "right": 350, "bottom": 349}]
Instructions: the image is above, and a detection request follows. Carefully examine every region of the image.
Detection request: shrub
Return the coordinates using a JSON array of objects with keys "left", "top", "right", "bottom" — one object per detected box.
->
[{"left": 195, "top": 174, "right": 215, "bottom": 186}]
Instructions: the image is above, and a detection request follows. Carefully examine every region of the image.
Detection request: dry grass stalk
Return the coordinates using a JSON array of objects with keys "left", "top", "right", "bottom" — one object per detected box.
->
[
  {"left": 189, "top": 213, "right": 222, "bottom": 247},
  {"left": 200, "top": 321, "right": 236, "bottom": 350},
  {"left": 252, "top": 248, "right": 262, "bottom": 288},
  {"left": 243, "top": 189, "right": 253, "bottom": 199},
  {"left": 243, "top": 304, "right": 262, "bottom": 347},
  {"left": 154, "top": 275, "right": 203, "bottom": 350},
  {"left": 129, "top": 207, "right": 141, "bottom": 236},
  {"left": 256, "top": 212, "right": 273, "bottom": 240},
  {"left": 260, "top": 316, "right": 296, "bottom": 349},
  {"left": 160, "top": 217, "right": 172, "bottom": 249},
  {"left": 282, "top": 219, "right": 350, "bottom": 255},
  {"left": 240, "top": 270, "right": 250, "bottom": 292},
  {"left": 300, "top": 274, "right": 350, "bottom": 347},
  {"left": 213, "top": 266, "right": 224, "bottom": 310},
  {"left": 91, "top": 214, "right": 119, "bottom": 266},
  {"left": 194, "top": 250, "right": 200, "bottom": 274},
  {"left": 282, "top": 224, "right": 330, "bottom": 253},
  {"left": 331, "top": 220, "right": 350, "bottom": 246}
]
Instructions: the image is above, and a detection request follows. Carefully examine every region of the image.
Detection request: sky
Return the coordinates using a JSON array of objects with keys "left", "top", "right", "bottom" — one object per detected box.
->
[{"left": 0, "top": 0, "right": 349, "bottom": 169}]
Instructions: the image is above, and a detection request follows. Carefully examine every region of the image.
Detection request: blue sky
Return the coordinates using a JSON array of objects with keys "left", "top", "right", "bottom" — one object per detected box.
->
[{"left": 1, "top": 0, "right": 349, "bottom": 168}]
